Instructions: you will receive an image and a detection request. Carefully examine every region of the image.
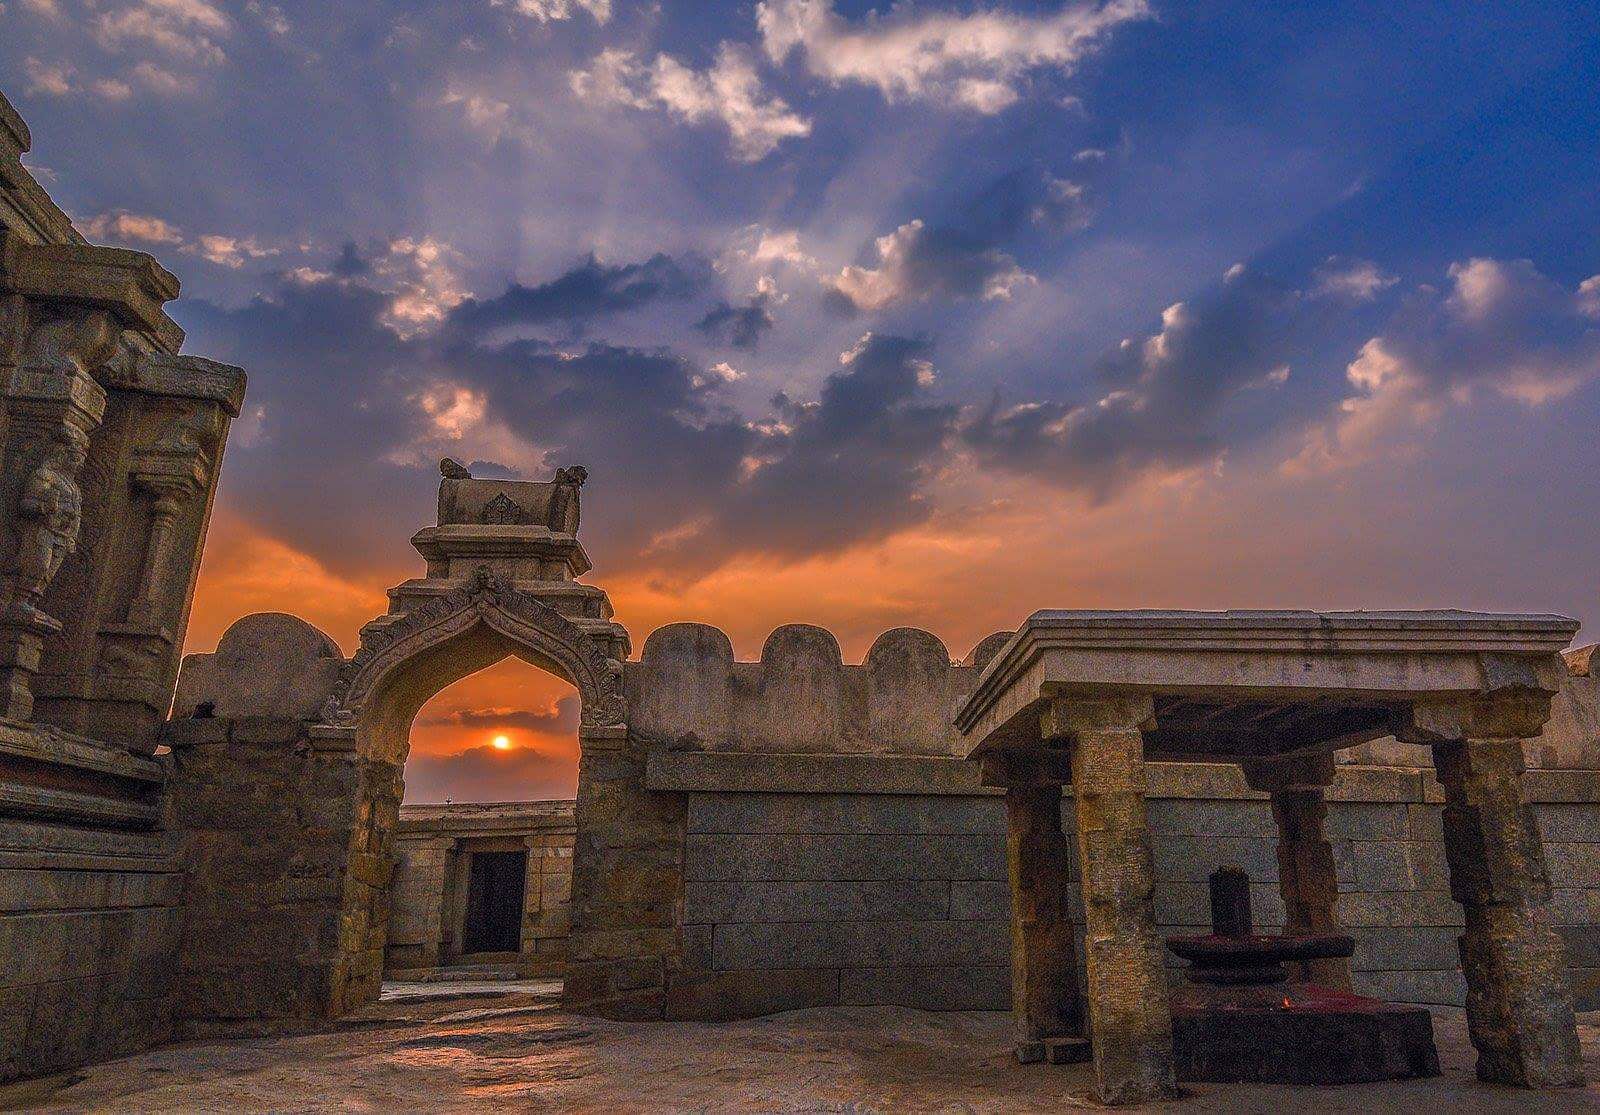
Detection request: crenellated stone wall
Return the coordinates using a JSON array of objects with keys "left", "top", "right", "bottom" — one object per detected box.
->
[{"left": 625, "top": 622, "right": 1011, "bottom": 756}]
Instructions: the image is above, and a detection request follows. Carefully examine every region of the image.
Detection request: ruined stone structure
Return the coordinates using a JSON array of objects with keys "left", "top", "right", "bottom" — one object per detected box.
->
[
  {"left": 4, "top": 89, "right": 1599, "bottom": 1104},
  {"left": 385, "top": 800, "right": 575, "bottom": 979},
  {"left": 0, "top": 91, "right": 245, "bottom": 1080}
]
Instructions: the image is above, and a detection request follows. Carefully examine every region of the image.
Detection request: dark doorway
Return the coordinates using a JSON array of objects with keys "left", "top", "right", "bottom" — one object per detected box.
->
[{"left": 461, "top": 850, "right": 527, "bottom": 954}]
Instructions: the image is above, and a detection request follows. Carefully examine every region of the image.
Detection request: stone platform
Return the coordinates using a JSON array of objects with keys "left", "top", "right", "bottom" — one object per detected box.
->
[{"left": 1172, "top": 982, "right": 1440, "bottom": 1084}]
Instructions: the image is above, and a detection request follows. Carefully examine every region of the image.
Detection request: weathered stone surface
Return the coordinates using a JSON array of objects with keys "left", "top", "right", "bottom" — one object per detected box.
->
[
  {"left": 1004, "top": 780, "right": 1081, "bottom": 1050},
  {"left": 1428, "top": 731, "right": 1585, "bottom": 1087},
  {"left": 686, "top": 879, "right": 949, "bottom": 924},
  {"left": 683, "top": 832, "right": 1006, "bottom": 882},
  {"left": 1063, "top": 696, "right": 1179, "bottom": 1106},
  {"left": 173, "top": 613, "right": 342, "bottom": 720}
]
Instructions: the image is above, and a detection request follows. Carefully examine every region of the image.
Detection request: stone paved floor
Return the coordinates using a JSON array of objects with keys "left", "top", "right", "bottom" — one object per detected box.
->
[{"left": 10, "top": 986, "right": 1600, "bottom": 1113}]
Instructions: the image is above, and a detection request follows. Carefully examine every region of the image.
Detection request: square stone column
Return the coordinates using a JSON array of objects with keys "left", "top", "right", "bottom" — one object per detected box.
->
[
  {"left": 1405, "top": 696, "right": 1584, "bottom": 1087},
  {"left": 1046, "top": 695, "right": 1179, "bottom": 1105},
  {"left": 989, "top": 753, "right": 1083, "bottom": 1063},
  {"left": 1243, "top": 752, "right": 1351, "bottom": 988}
]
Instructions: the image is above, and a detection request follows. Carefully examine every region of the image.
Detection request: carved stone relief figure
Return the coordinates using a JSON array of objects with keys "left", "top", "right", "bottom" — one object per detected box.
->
[
  {"left": 549, "top": 465, "right": 586, "bottom": 533},
  {"left": 7, "top": 423, "right": 89, "bottom": 619},
  {"left": 19, "top": 307, "right": 119, "bottom": 378}
]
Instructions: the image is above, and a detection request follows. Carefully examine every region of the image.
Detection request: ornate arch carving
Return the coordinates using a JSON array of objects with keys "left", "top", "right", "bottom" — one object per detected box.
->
[{"left": 320, "top": 566, "right": 624, "bottom": 730}]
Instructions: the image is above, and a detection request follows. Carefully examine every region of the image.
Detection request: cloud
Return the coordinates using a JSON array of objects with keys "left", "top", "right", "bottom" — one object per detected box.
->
[
  {"left": 79, "top": 209, "right": 184, "bottom": 244},
  {"left": 1295, "top": 257, "right": 1600, "bottom": 470},
  {"left": 194, "top": 233, "right": 280, "bottom": 268},
  {"left": 757, "top": 0, "right": 1152, "bottom": 112},
  {"left": 571, "top": 44, "right": 812, "bottom": 161},
  {"left": 696, "top": 277, "right": 781, "bottom": 348},
  {"left": 1310, "top": 256, "right": 1397, "bottom": 302},
  {"left": 965, "top": 264, "right": 1305, "bottom": 495},
  {"left": 494, "top": 0, "right": 611, "bottom": 23},
  {"left": 416, "top": 694, "right": 582, "bottom": 734},
  {"left": 824, "top": 219, "right": 1034, "bottom": 313},
  {"left": 23, "top": 57, "right": 134, "bottom": 99},
  {"left": 726, "top": 227, "right": 815, "bottom": 271},
  {"left": 402, "top": 741, "right": 575, "bottom": 803},
  {"left": 178, "top": 247, "right": 965, "bottom": 586},
  {"left": 450, "top": 252, "right": 710, "bottom": 337},
  {"left": 94, "top": 0, "right": 231, "bottom": 66}
]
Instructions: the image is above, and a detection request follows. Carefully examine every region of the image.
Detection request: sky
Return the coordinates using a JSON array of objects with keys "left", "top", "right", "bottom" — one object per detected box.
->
[{"left": 5, "top": 1, "right": 1599, "bottom": 802}]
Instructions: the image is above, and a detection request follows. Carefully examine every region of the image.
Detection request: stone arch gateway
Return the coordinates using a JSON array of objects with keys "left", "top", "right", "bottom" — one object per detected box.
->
[{"left": 313, "top": 567, "right": 627, "bottom": 1010}]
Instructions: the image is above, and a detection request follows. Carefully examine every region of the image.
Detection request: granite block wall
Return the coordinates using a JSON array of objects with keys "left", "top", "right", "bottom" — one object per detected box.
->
[
  {"left": 661, "top": 763, "right": 1600, "bottom": 1018},
  {"left": 0, "top": 814, "right": 181, "bottom": 1082}
]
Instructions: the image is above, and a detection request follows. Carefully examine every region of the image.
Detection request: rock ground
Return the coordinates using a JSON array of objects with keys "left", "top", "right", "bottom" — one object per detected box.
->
[{"left": 6, "top": 984, "right": 1600, "bottom": 1113}]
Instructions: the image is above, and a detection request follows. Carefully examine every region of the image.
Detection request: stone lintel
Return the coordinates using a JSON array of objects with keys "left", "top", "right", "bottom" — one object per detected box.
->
[
  {"left": 0, "top": 236, "right": 182, "bottom": 349},
  {"left": 1, "top": 360, "right": 108, "bottom": 423},
  {"left": 104, "top": 353, "right": 247, "bottom": 415}
]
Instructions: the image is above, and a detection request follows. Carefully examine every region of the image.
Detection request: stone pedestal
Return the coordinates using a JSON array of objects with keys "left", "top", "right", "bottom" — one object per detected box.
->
[
  {"left": 1002, "top": 776, "right": 1084, "bottom": 1063},
  {"left": 1050, "top": 695, "right": 1179, "bottom": 1106},
  {"left": 1408, "top": 698, "right": 1584, "bottom": 1087}
]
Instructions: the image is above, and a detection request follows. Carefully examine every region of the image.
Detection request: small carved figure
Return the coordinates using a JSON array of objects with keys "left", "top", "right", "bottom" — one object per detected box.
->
[
  {"left": 7, "top": 426, "right": 90, "bottom": 617},
  {"left": 440, "top": 458, "right": 472, "bottom": 479},
  {"left": 549, "top": 465, "right": 587, "bottom": 533}
]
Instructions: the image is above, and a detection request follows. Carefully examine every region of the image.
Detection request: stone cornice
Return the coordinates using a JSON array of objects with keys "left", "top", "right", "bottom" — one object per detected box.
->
[
  {"left": 107, "top": 353, "right": 247, "bottom": 415},
  {"left": 957, "top": 609, "right": 1581, "bottom": 743},
  {"left": 0, "top": 235, "right": 183, "bottom": 351},
  {"left": 0, "top": 93, "right": 29, "bottom": 159}
]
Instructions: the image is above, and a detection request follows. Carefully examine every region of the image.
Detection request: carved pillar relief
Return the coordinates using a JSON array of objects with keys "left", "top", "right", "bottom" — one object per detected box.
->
[
  {"left": 32, "top": 355, "right": 244, "bottom": 750},
  {"left": 0, "top": 299, "right": 116, "bottom": 721}
]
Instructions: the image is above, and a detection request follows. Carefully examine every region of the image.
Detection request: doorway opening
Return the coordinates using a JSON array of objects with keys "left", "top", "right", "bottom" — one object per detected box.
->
[
  {"left": 461, "top": 848, "right": 528, "bottom": 956},
  {"left": 382, "top": 657, "right": 581, "bottom": 979}
]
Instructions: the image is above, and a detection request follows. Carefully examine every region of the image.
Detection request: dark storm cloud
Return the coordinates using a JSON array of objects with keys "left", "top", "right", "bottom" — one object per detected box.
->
[
  {"left": 664, "top": 332, "right": 958, "bottom": 560},
  {"left": 695, "top": 288, "right": 777, "bottom": 349},
  {"left": 448, "top": 252, "right": 713, "bottom": 335},
  {"left": 177, "top": 256, "right": 957, "bottom": 580},
  {"left": 963, "top": 266, "right": 1314, "bottom": 496},
  {"left": 822, "top": 219, "right": 1033, "bottom": 314}
]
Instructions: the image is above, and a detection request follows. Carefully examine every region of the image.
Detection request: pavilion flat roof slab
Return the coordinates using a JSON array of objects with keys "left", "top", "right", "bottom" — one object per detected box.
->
[{"left": 956, "top": 609, "right": 1579, "bottom": 756}]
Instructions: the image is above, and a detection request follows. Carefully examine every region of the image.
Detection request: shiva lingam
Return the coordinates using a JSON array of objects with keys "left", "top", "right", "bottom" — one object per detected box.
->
[{"left": 1165, "top": 867, "right": 1441, "bottom": 1085}]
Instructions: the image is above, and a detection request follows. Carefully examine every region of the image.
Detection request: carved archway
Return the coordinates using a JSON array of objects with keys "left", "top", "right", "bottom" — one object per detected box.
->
[{"left": 319, "top": 568, "right": 626, "bottom": 1012}]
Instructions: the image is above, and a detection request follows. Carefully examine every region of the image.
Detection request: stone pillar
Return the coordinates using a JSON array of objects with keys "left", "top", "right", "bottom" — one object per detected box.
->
[
  {"left": 1047, "top": 695, "right": 1178, "bottom": 1106},
  {"left": 1243, "top": 752, "right": 1351, "bottom": 988},
  {"left": 998, "top": 760, "right": 1082, "bottom": 1062},
  {"left": 1404, "top": 696, "right": 1584, "bottom": 1087}
]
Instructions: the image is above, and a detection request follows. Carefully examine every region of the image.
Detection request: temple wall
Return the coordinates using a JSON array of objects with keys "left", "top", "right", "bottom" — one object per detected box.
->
[{"left": 648, "top": 756, "right": 1600, "bottom": 1016}]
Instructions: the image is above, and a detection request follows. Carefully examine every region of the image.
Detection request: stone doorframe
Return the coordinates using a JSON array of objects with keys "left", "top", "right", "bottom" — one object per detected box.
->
[{"left": 314, "top": 569, "right": 626, "bottom": 1012}]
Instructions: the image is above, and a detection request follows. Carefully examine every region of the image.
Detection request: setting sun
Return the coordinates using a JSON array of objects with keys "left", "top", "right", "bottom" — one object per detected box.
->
[{"left": 491, "top": 735, "right": 512, "bottom": 751}]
